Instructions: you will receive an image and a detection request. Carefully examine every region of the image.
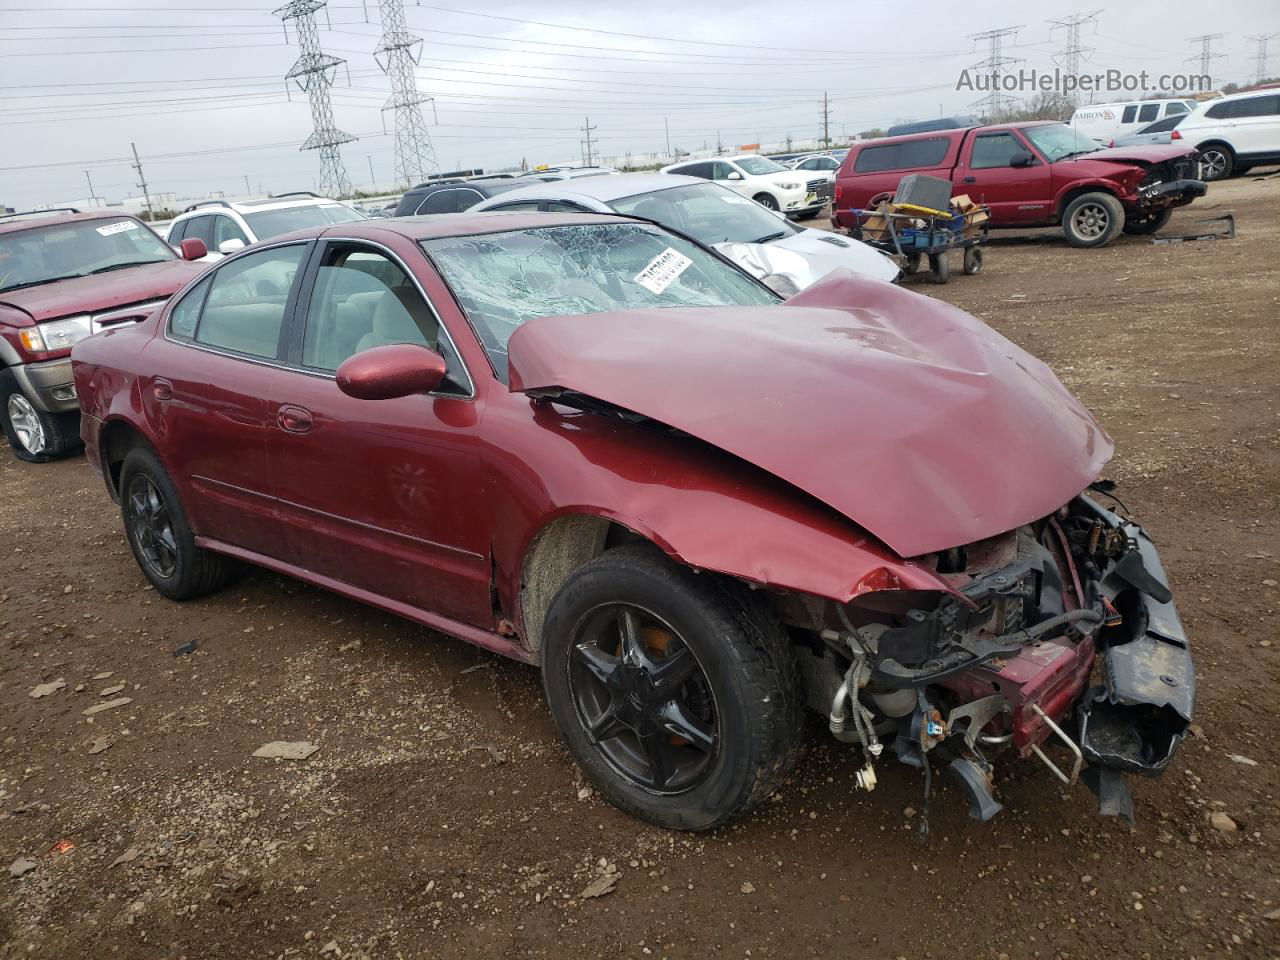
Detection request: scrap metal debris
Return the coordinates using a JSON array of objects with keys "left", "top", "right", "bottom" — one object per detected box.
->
[{"left": 579, "top": 873, "right": 618, "bottom": 899}]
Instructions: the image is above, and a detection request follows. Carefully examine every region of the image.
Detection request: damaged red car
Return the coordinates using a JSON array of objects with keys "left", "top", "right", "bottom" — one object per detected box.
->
[{"left": 71, "top": 212, "right": 1194, "bottom": 830}]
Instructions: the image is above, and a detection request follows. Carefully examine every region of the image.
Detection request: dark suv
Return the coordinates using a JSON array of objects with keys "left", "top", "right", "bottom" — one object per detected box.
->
[
  {"left": 392, "top": 176, "right": 555, "bottom": 216},
  {"left": 0, "top": 208, "right": 208, "bottom": 462}
]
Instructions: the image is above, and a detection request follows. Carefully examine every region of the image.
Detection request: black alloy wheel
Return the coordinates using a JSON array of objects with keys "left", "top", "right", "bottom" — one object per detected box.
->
[{"left": 125, "top": 473, "right": 179, "bottom": 579}]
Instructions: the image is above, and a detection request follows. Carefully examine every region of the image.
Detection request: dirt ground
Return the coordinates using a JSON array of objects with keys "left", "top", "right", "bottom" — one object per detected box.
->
[{"left": 2, "top": 173, "right": 1278, "bottom": 960}]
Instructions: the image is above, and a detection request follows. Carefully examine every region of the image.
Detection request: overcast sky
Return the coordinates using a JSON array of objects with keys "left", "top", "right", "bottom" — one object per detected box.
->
[{"left": 1, "top": 0, "right": 1276, "bottom": 207}]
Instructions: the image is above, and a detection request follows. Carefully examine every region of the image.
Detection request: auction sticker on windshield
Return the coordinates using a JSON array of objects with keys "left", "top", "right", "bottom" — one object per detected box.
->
[
  {"left": 96, "top": 221, "right": 139, "bottom": 237},
  {"left": 633, "top": 248, "right": 692, "bottom": 294}
]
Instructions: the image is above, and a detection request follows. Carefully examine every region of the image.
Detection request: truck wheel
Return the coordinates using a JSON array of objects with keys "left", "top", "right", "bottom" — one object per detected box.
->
[
  {"left": 928, "top": 251, "right": 950, "bottom": 283},
  {"left": 0, "top": 371, "right": 81, "bottom": 464},
  {"left": 540, "top": 544, "right": 803, "bottom": 831},
  {"left": 1062, "top": 193, "right": 1125, "bottom": 248},
  {"left": 1122, "top": 208, "right": 1173, "bottom": 235},
  {"left": 1196, "top": 144, "right": 1234, "bottom": 181},
  {"left": 963, "top": 246, "right": 984, "bottom": 275},
  {"left": 118, "top": 447, "right": 236, "bottom": 601},
  {"left": 753, "top": 193, "right": 780, "bottom": 211},
  {"left": 903, "top": 253, "right": 922, "bottom": 275}
]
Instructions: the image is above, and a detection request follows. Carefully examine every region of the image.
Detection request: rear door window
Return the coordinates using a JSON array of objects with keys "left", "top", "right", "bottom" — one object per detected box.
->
[
  {"left": 853, "top": 137, "right": 950, "bottom": 173},
  {"left": 183, "top": 215, "right": 215, "bottom": 248},
  {"left": 418, "top": 189, "right": 462, "bottom": 214},
  {"left": 1138, "top": 103, "right": 1159, "bottom": 123},
  {"left": 1164, "top": 102, "right": 1189, "bottom": 117},
  {"left": 674, "top": 162, "right": 712, "bottom": 179},
  {"left": 1121, "top": 105, "right": 1138, "bottom": 123}
]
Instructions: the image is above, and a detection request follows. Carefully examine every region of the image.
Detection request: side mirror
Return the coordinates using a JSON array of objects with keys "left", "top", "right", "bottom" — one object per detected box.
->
[
  {"left": 179, "top": 237, "right": 208, "bottom": 261},
  {"left": 218, "top": 238, "right": 246, "bottom": 255},
  {"left": 336, "top": 343, "right": 447, "bottom": 400},
  {"left": 726, "top": 171, "right": 744, "bottom": 181},
  {"left": 1009, "top": 151, "right": 1035, "bottom": 168}
]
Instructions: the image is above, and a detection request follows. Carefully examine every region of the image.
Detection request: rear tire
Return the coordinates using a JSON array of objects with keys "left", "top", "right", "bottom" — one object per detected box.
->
[
  {"left": 1196, "top": 144, "right": 1234, "bottom": 181},
  {"left": 962, "top": 246, "right": 984, "bottom": 275},
  {"left": 119, "top": 447, "right": 235, "bottom": 601},
  {"left": 1122, "top": 208, "right": 1173, "bottom": 235},
  {"left": 0, "top": 371, "right": 81, "bottom": 463},
  {"left": 927, "top": 251, "right": 951, "bottom": 283},
  {"left": 1062, "top": 192, "right": 1125, "bottom": 248},
  {"left": 541, "top": 544, "right": 804, "bottom": 831}
]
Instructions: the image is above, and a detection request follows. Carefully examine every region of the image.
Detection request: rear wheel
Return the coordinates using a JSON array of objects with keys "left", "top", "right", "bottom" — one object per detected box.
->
[
  {"left": 119, "top": 447, "right": 235, "bottom": 600},
  {"left": 1196, "top": 144, "right": 1234, "bottom": 181},
  {"left": 927, "top": 251, "right": 951, "bottom": 283},
  {"left": 753, "top": 193, "right": 780, "bottom": 211},
  {"left": 541, "top": 544, "right": 803, "bottom": 831},
  {"left": 963, "top": 246, "right": 984, "bottom": 275},
  {"left": 902, "top": 253, "right": 922, "bottom": 275},
  {"left": 1062, "top": 192, "right": 1125, "bottom": 248},
  {"left": 0, "top": 372, "right": 81, "bottom": 463},
  {"left": 1122, "top": 208, "right": 1173, "bottom": 235}
]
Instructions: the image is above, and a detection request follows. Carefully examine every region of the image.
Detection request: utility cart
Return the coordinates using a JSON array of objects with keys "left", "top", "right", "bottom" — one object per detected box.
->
[{"left": 845, "top": 206, "right": 989, "bottom": 284}]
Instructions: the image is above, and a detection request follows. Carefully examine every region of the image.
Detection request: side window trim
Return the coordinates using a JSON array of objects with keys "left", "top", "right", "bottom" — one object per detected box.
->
[
  {"left": 164, "top": 239, "right": 313, "bottom": 366},
  {"left": 284, "top": 237, "right": 475, "bottom": 399}
]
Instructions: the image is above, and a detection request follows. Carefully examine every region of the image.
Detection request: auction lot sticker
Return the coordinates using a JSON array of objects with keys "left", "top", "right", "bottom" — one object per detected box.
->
[
  {"left": 633, "top": 248, "right": 693, "bottom": 294},
  {"left": 96, "top": 221, "right": 139, "bottom": 237}
]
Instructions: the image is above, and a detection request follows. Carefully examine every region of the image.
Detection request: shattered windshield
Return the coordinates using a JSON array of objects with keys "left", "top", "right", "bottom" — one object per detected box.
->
[
  {"left": 1022, "top": 123, "right": 1104, "bottom": 162},
  {"left": 611, "top": 182, "right": 800, "bottom": 246},
  {"left": 422, "top": 222, "right": 777, "bottom": 381}
]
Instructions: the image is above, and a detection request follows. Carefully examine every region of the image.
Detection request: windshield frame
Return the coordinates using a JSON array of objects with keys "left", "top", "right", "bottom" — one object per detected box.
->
[
  {"left": 608, "top": 181, "right": 801, "bottom": 246},
  {"left": 0, "top": 215, "right": 175, "bottom": 294},
  {"left": 1020, "top": 123, "right": 1105, "bottom": 163},
  {"left": 420, "top": 219, "right": 780, "bottom": 383}
]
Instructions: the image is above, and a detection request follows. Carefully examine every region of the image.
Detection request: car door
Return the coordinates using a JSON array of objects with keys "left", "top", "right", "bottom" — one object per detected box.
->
[
  {"left": 954, "top": 130, "right": 1052, "bottom": 224},
  {"left": 142, "top": 241, "right": 310, "bottom": 557},
  {"left": 1231, "top": 94, "right": 1280, "bottom": 157},
  {"left": 265, "top": 237, "right": 493, "bottom": 627}
]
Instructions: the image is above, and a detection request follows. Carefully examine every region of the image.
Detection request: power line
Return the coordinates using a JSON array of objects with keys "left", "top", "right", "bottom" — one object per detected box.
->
[
  {"left": 277, "top": 0, "right": 355, "bottom": 198},
  {"left": 968, "top": 26, "right": 1024, "bottom": 119}
]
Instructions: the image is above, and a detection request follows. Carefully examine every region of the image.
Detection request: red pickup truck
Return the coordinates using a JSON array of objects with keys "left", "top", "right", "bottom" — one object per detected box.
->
[{"left": 833, "top": 120, "right": 1206, "bottom": 248}]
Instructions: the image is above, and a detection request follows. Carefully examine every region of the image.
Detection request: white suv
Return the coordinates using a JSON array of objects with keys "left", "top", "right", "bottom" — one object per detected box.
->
[
  {"left": 165, "top": 192, "right": 366, "bottom": 259},
  {"left": 1173, "top": 88, "right": 1280, "bottom": 181},
  {"left": 660, "top": 154, "right": 831, "bottom": 218}
]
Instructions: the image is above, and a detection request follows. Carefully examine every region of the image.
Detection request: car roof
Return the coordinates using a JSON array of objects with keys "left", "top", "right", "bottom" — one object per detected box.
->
[
  {"left": 265, "top": 210, "right": 640, "bottom": 246},
  {"left": 475, "top": 173, "right": 705, "bottom": 205},
  {"left": 405, "top": 176, "right": 550, "bottom": 197},
  {"left": 0, "top": 209, "right": 144, "bottom": 238},
  {"left": 175, "top": 196, "right": 348, "bottom": 218}
]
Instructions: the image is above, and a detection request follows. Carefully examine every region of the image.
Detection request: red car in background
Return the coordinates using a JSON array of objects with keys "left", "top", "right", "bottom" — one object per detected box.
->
[
  {"left": 833, "top": 121, "right": 1206, "bottom": 247},
  {"left": 71, "top": 212, "right": 1193, "bottom": 831},
  {"left": 0, "top": 208, "right": 208, "bottom": 462}
]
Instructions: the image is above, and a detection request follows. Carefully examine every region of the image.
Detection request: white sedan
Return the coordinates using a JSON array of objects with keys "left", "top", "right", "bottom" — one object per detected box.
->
[{"left": 468, "top": 173, "right": 900, "bottom": 290}]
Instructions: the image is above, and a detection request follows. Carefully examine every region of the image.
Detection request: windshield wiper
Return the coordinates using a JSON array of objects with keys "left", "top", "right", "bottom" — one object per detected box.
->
[
  {"left": 1057, "top": 150, "right": 1099, "bottom": 161},
  {"left": 0, "top": 273, "right": 87, "bottom": 293},
  {"left": 87, "top": 260, "right": 169, "bottom": 275},
  {"left": 753, "top": 231, "right": 788, "bottom": 244}
]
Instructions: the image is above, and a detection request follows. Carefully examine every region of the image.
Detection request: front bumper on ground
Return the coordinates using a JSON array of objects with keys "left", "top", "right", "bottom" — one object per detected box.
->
[
  {"left": 1141, "top": 178, "right": 1208, "bottom": 207},
  {"left": 12, "top": 357, "right": 78, "bottom": 413}
]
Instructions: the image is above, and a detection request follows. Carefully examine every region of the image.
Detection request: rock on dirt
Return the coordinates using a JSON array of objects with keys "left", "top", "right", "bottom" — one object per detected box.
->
[
  {"left": 9, "top": 858, "right": 37, "bottom": 878},
  {"left": 252, "top": 741, "right": 320, "bottom": 760},
  {"left": 28, "top": 679, "right": 66, "bottom": 699}
]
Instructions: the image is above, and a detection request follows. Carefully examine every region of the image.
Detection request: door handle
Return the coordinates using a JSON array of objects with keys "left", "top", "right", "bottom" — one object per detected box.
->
[
  {"left": 963, "top": 176, "right": 977, "bottom": 183},
  {"left": 276, "top": 404, "right": 313, "bottom": 435},
  {"left": 152, "top": 378, "right": 173, "bottom": 401}
]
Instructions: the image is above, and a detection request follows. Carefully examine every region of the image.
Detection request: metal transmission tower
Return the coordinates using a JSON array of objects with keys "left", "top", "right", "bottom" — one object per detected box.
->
[
  {"left": 276, "top": 0, "right": 355, "bottom": 198},
  {"left": 375, "top": 0, "right": 437, "bottom": 189},
  {"left": 1187, "top": 34, "right": 1225, "bottom": 85},
  {"left": 968, "top": 26, "right": 1024, "bottom": 120},
  {"left": 1047, "top": 10, "right": 1101, "bottom": 77},
  {"left": 1248, "top": 33, "right": 1277, "bottom": 84}
]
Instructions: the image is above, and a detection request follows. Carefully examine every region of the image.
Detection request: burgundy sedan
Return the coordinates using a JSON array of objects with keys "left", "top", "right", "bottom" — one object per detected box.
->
[{"left": 72, "top": 213, "right": 1193, "bottom": 830}]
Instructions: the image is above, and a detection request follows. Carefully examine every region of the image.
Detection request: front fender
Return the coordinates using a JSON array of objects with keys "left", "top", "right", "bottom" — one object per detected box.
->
[{"left": 1052, "top": 176, "right": 1135, "bottom": 215}]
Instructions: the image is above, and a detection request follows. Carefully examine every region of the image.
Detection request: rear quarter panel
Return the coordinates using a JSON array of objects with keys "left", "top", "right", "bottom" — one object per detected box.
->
[
  {"left": 71, "top": 317, "right": 161, "bottom": 480},
  {"left": 834, "top": 133, "right": 963, "bottom": 228}
]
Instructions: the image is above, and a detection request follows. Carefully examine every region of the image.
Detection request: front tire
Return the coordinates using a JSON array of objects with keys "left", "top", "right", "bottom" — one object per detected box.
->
[
  {"left": 119, "top": 447, "right": 235, "bottom": 600},
  {"left": 753, "top": 193, "right": 780, "bottom": 212},
  {"left": 1062, "top": 192, "right": 1125, "bottom": 248},
  {"left": 1122, "top": 208, "right": 1173, "bottom": 235},
  {"left": 541, "top": 544, "right": 803, "bottom": 831},
  {"left": 0, "top": 372, "right": 81, "bottom": 463}
]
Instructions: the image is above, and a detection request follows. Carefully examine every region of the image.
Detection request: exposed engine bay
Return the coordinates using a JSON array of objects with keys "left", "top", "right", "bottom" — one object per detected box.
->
[{"left": 796, "top": 487, "right": 1194, "bottom": 829}]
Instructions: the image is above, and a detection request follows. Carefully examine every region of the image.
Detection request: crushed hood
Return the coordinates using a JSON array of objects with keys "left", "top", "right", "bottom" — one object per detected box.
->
[
  {"left": 1071, "top": 144, "right": 1196, "bottom": 166},
  {"left": 0, "top": 259, "right": 201, "bottom": 324},
  {"left": 507, "top": 270, "right": 1113, "bottom": 558}
]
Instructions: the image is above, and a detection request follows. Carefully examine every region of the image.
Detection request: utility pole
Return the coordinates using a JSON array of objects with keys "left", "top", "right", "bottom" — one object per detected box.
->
[
  {"left": 375, "top": 0, "right": 438, "bottom": 189},
  {"left": 581, "top": 117, "right": 597, "bottom": 166},
  {"left": 968, "top": 26, "right": 1024, "bottom": 120},
  {"left": 664, "top": 117, "right": 671, "bottom": 157},
  {"left": 819, "top": 92, "right": 831, "bottom": 148},
  {"left": 1248, "top": 33, "right": 1277, "bottom": 85},
  {"left": 243, "top": 175, "right": 251, "bottom": 195},
  {"left": 130, "top": 142, "right": 153, "bottom": 220},
  {"left": 1047, "top": 11, "right": 1101, "bottom": 81},
  {"left": 715, "top": 130, "right": 723, "bottom": 154},
  {"left": 276, "top": 0, "right": 356, "bottom": 197},
  {"left": 367, "top": 155, "right": 376, "bottom": 190},
  {"left": 1187, "top": 34, "right": 1225, "bottom": 86},
  {"left": 84, "top": 170, "right": 96, "bottom": 204}
]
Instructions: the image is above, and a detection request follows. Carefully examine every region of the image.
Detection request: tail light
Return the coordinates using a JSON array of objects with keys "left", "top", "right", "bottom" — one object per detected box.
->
[
  {"left": 1170, "top": 129, "right": 1182, "bottom": 140},
  {"left": 835, "top": 182, "right": 845, "bottom": 205}
]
